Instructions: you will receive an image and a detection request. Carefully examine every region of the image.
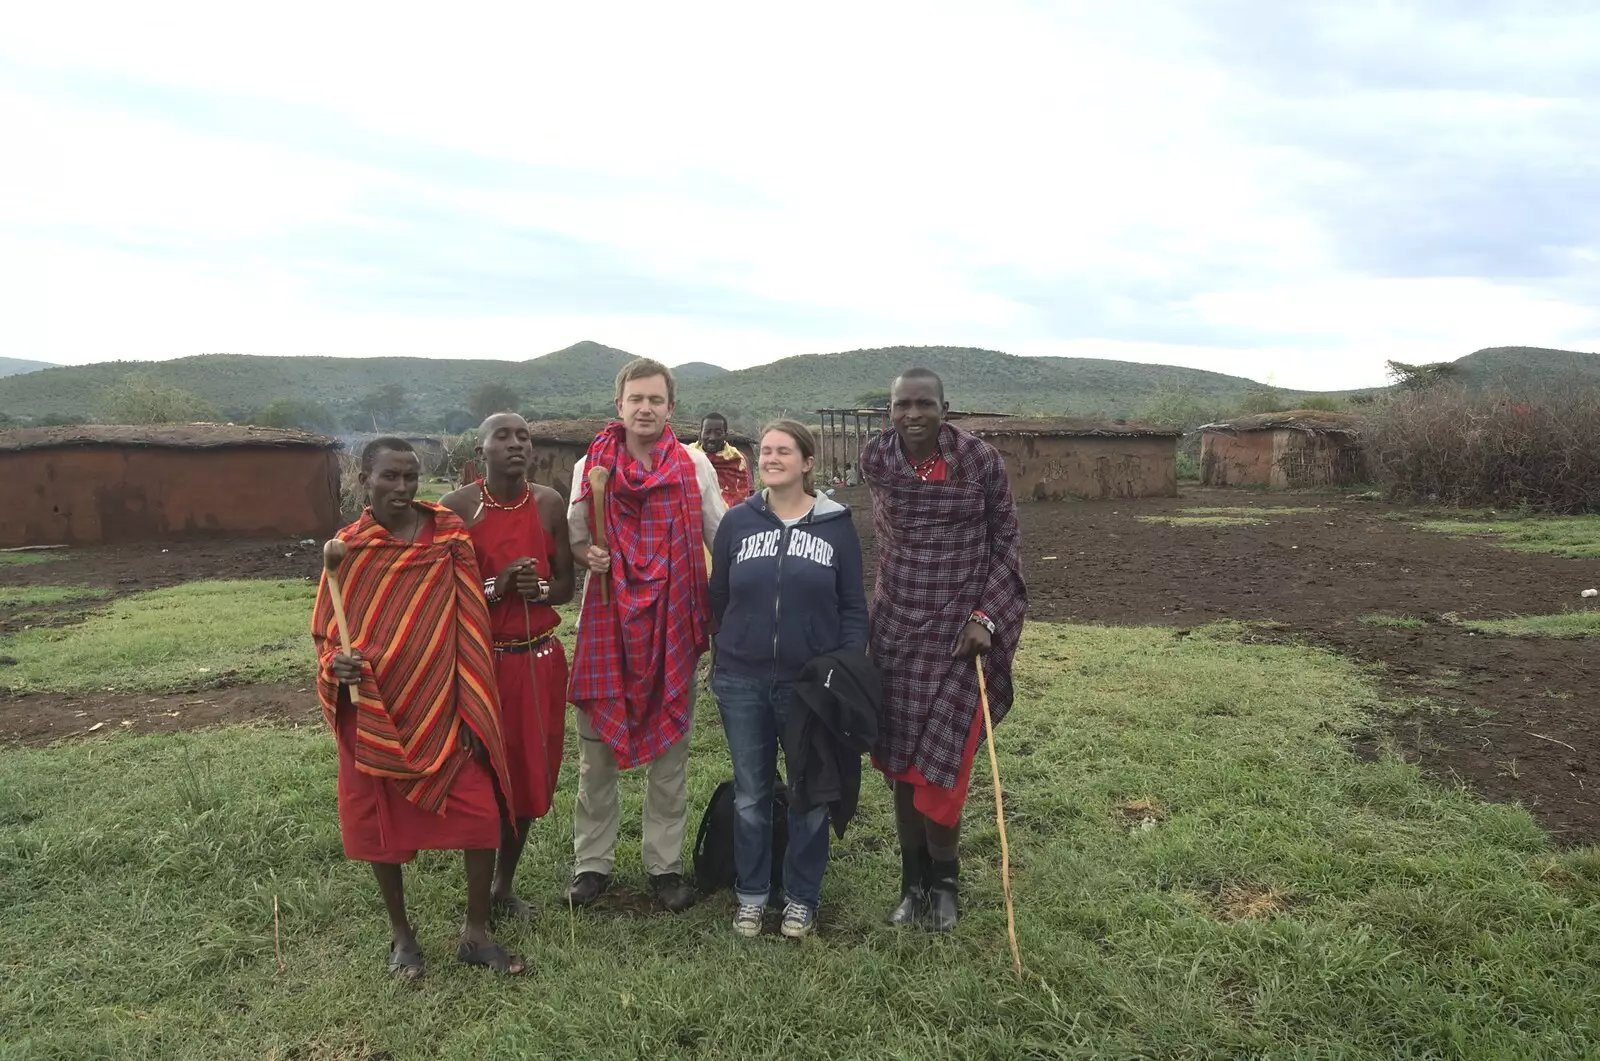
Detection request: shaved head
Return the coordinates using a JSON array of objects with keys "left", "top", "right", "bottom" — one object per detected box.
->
[{"left": 478, "top": 411, "right": 528, "bottom": 442}]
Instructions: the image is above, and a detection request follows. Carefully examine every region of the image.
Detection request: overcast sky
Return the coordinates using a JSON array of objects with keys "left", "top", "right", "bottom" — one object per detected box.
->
[{"left": 3, "top": 1, "right": 1597, "bottom": 389}]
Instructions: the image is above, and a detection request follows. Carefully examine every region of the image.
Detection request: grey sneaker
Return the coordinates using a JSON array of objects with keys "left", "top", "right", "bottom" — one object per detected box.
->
[
  {"left": 780, "top": 901, "right": 816, "bottom": 939},
  {"left": 732, "top": 902, "right": 764, "bottom": 938}
]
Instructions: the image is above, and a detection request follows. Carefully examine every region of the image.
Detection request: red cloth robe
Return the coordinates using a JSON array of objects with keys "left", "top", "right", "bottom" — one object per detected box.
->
[
  {"left": 318, "top": 514, "right": 504, "bottom": 862},
  {"left": 467, "top": 489, "right": 569, "bottom": 821}
]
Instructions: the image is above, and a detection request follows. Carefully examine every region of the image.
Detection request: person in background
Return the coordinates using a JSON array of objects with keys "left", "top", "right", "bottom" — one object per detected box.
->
[{"left": 689, "top": 412, "right": 753, "bottom": 509}]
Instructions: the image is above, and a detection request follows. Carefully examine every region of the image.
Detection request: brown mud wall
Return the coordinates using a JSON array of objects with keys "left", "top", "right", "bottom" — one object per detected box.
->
[
  {"left": 1, "top": 447, "right": 341, "bottom": 547},
  {"left": 1202, "top": 430, "right": 1367, "bottom": 489},
  {"left": 989, "top": 435, "right": 1177, "bottom": 501}
]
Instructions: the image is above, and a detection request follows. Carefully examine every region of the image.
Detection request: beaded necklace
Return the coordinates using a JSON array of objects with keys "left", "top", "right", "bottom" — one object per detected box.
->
[
  {"left": 481, "top": 481, "right": 532, "bottom": 511},
  {"left": 909, "top": 450, "right": 943, "bottom": 482}
]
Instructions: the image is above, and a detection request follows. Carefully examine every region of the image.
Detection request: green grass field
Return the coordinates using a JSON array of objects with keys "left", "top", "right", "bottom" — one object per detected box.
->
[
  {"left": 0, "top": 586, "right": 106, "bottom": 608},
  {"left": 1137, "top": 515, "right": 1268, "bottom": 527},
  {"left": 0, "top": 551, "right": 58, "bottom": 567},
  {"left": 3, "top": 616, "right": 1599, "bottom": 1059},
  {"left": 1358, "top": 615, "right": 1427, "bottom": 629},
  {"left": 0, "top": 580, "right": 315, "bottom": 693},
  {"left": 1416, "top": 514, "right": 1600, "bottom": 558},
  {"left": 1462, "top": 611, "right": 1600, "bottom": 637},
  {"left": 1180, "top": 506, "right": 1323, "bottom": 517}
]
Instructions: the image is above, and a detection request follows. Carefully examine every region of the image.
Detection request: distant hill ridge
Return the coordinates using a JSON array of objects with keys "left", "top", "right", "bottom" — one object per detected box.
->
[
  {"left": 0, "top": 342, "right": 1592, "bottom": 432},
  {"left": 0, "top": 357, "right": 54, "bottom": 379}
]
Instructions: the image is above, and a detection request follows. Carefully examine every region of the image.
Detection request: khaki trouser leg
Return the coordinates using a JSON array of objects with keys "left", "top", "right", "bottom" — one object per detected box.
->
[
  {"left": 573, "top": 710, "right": 620, "bottom": 876},
  {"left": 573, "top": 682, "right": 698, "bottom": 877},
  {"left": 641, "top": 726, "right": 693, "bottom": 876}
]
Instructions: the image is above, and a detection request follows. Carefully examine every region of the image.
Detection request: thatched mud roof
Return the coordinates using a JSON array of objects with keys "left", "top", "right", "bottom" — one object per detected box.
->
[
  {"left": 955, "top": 416, "right": 1182, "bottom": 439},
  {"left": 1199, "top": 410, "right": 1363, "bottom": 436},
  {"left": 0, "top": 424, "right": 339, "bottom": 452}
]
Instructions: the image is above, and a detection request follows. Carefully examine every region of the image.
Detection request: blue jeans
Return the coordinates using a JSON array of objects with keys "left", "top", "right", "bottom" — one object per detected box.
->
[{"left": 711, "top": 669, "right": 831, "bottom": 909}]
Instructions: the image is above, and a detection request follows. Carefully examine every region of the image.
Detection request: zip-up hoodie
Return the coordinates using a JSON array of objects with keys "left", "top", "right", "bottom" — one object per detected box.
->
[{"left": 709, "top": 489, "right": 870, "bottom": 682}]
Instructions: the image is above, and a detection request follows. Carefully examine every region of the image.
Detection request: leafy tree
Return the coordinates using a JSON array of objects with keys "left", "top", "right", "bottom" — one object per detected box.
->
[
  {"left": 1139, "top": 379, "right": 1223, "bottom": 427},
  {"left": 1235, "top": 387, "right": 1288, "bottom": 416},
  {"left": 439, "top": 408, "right": 478, "bottom": 434},
  {"left": 851, "top": 390, "right": 892, "bottom": 408},
  {"left": 355, "top": 383, "right": 407, "bottom": 429},
  {"left": 467, "top": 383, "right": 521, "bottom": 422},
  {"left": 1385, "top": 360, "right": 1459, "bottom": 390},
  {"left": 95, "top": 377, "right": 218, "bottom": 424},
  {"left": 1295, "top": 394, "right": 1345, "bottom": 413},
  {"left": 254, "top": 398, "right": 337, "bottom": 433}
]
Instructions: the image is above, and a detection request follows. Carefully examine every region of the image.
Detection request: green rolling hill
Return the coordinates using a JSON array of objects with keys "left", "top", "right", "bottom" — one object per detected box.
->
[{"left": 0, "top": 342, "right": 1592, "bottom": 434}]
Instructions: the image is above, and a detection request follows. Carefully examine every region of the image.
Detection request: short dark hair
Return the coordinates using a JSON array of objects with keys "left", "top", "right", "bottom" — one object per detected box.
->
[
  {"left": 893, "top": 367, "right": 945, "bottom": 403},
  {"left": 360, "top": 436, "right": 416, "bottom": 471},
  {"left": 701, "top": 412, "right": 728, "bottom": 429}
]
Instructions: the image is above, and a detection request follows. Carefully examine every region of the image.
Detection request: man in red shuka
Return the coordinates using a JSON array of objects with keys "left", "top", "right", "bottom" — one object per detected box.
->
[
  {"left": 688, "top": 411, "right": 753, "bottom": 509},
  {"left": 313, "top": 437, "right": 526, "bottom": 978},
  {"left": 566, "top": 358, "right": 726, "bottom": 912},
  {"left": 860, "top": 368, "right": 1027, "bottom": 932},
  {"left": 442, "top": 413, "right": 576, "bottom": 923}
]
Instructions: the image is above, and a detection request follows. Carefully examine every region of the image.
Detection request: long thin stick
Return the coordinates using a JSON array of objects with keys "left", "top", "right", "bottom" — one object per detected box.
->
[
  {"left": 322, "top": 540, "right": 359, "bottom": 704},
  {"left": 976, "top": 658, "right": 1022, "bottom": 977},
  {"left": 587, "top": 466, "right": 611, "bottom": 605},
  {"left": 273, "top": 894, "right": 284, "bottom": 971}
]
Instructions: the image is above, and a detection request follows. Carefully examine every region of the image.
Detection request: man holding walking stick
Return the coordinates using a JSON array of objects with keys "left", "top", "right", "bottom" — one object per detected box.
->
[
  {"left": 860, "top": 368, "right": 1027, "bottom": 932},
  {"left": 565, "top": 358, "right": 726, "bottom": 912},
  {"left": 312, "top": 437, "right": 526, "bottom": 978},
  {"left": 442, "top": 412, "right": 577, "bottom": 922}
]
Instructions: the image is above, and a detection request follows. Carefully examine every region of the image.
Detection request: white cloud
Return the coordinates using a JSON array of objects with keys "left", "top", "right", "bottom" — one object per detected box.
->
[{"left": 0, "top": 0, "right": 1596, "bottom": 391}]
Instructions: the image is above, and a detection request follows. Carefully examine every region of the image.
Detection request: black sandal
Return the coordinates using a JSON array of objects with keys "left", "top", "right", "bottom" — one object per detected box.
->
[
  {"left": 387, "top": 939, "right": 425, "bottom": 980},
  {"left": 490, "top": 895, "right": 536, "bottom": 925},
  {"left": 457, "top": 937, "right": 527, "bottom": 975}
]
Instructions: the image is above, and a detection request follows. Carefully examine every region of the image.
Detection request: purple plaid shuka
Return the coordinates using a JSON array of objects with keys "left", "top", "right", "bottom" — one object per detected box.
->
[{"left": 860, "top": 423, "right": 1027, "bottom": 788}]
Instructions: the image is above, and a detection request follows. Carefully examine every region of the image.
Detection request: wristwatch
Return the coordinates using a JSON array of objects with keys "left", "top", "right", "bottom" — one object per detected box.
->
[{"left": 968, "top": 610, "right": 996, "bottom": 635}]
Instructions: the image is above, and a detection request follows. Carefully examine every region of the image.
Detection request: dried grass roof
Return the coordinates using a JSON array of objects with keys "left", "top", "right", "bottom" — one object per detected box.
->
[
  {"left": 523, "top": 418, "right": 755, "bottom": 447},
  {"left": 0, "top": 423, "right": 339, "bottom": 453},
  {"left": 955, "top": 416, "right": 1183, "bottom": 439},
  {"left": 1200, "top": 410, "right": 1364, "bottom": 435}
]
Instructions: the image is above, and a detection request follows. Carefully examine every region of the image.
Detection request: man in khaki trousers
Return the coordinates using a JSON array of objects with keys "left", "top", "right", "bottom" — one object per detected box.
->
[{"left": 565, "top": 358, "right": 725, "bottom": 911}]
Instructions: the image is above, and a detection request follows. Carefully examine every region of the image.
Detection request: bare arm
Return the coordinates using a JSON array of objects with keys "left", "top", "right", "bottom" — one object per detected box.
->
[
  {"left": 536, "top": 485, "right": 576, "bottom": 606},
  {"left": 438, "top": 484, "right": 480, "bottom": 527}
]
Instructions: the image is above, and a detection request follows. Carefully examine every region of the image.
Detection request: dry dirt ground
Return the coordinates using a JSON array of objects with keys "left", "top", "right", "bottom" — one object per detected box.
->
[{"left": 3, "top": 488, "right": 1598, "bottom": 844}]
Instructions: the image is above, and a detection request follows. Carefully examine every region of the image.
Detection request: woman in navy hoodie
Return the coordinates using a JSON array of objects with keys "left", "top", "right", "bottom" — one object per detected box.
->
[{"left": 708, "top": 419, "right": 869, "bottom": 939}]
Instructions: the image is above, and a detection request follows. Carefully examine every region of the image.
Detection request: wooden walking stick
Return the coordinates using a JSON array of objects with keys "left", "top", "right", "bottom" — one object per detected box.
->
[
  {"left": 321, "top": 540, "right": 359, "bottom": 699},
  {"left": 587, "top": 465, "right": 611, "bottom": 604},
  {"left": 976, "top": 656, "right": 1022, "bottom": 977}
]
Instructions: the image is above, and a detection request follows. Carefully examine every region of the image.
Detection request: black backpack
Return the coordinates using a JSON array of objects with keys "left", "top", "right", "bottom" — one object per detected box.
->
[{"left": 692, "top": 778, "right": 789, "bottom": 894}]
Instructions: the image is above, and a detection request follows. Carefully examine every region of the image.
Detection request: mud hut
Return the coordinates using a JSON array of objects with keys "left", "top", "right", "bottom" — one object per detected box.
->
[
  {"left": 522, "top": 419, "right": 756, "bottom": 498},
  {"left": 1198, "top": 411, "right": 1367, "bottom": 489},
  {"left": 0, "top": 424, "right": 342, "bottom": 547},
  {"left": 953, "top": 417, "right": 1181, "bottom": 501}
]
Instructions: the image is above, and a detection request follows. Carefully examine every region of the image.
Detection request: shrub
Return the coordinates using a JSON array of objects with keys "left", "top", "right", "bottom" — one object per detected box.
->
[{"left": 1365, "top": 383, "right": 1600, "bottom": 513}]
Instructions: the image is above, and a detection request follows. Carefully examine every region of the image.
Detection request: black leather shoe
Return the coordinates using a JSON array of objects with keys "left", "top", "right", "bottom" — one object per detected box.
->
[
  {"left": 888, "top": 846, "right": 929, "bottom": 927},
  {"left": 927, "top": 856, "right": 959, "bottom": 932},
  {"left": 650, "top": 872, "right": 696, "bottom": 913},
  {"left": 565, "top": 871, "right": 611, "bottom": 907}
]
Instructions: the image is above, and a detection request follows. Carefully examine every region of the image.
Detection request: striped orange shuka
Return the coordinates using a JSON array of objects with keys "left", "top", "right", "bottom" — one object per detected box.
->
[{"left": 311, "top": 503, "right": 513, "bottom": 814}]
